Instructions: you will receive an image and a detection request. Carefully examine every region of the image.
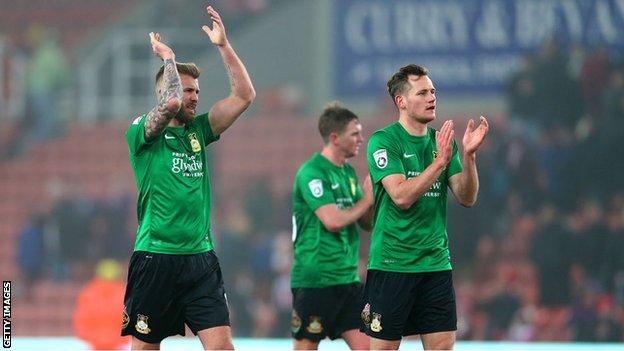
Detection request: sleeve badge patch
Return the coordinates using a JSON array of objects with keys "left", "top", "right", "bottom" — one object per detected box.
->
[
  {"left": 373, "top": 149, "right": 388, "bottom": 169},
  {"left": 308, "top": 179, "right": 323, "bottom": 198}
]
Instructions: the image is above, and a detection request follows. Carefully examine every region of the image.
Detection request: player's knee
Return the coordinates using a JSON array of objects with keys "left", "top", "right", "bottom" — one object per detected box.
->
[
  {"left": 202, "top": 338, "right": 233, "bottom": 350},
  {"left": 214, "top": 340, "right": 234, "bottom": 350},
  {"left": 197, "top": 327, "right": 234, "bottom": 350},
  {"left": 204, "top": 336, "right": 234, "bottom": 350},
  {"left": 131, "top": 337, "right": 160, "bottom": 350},
  {"left": 293, "top": 338, "right": 320, "bottom": 350},
  {"left": 370, "top": 337, "right": 400, "bottom": 350},
  {"left": 424, "top": 336, "right": 455, "bottom": 350}
]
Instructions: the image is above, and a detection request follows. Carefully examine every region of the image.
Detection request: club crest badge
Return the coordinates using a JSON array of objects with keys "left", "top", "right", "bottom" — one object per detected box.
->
[
  {"left": 122, "top": 307, "right": 129, "bottom": 329},
  {"left": 361, "top": 303, "right": 371, "bottom": 326},
  {"left": 135, "top": 314, "right": 151, "bottom": 334},
  {"left": 373, "top": 149, "right": 388, "bottom": 169},
  {"left": 349, "top": 178, "right": 357, "bottom": 196},
  {"left": 308, "top": 179, "right": 323, "bottom": 198},
  {"left": 306, "top": 316, "right": 323, "bottom": 334},
  {"left": 291, "top": 310, "right": 302, "bottom": 333},
  {"left": 371, "top": 312, "right": 383, "bottom": 332},
  {"left": 188, "top": 133, "right": 201, "bottom": 153}
]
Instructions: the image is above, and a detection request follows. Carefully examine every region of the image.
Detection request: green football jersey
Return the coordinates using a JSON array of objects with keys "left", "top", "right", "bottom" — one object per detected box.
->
[
  {"left": 367, "top": 122, "right": 462, "bottom": 273},
  {"left": 291, "top": 153, "right": 363, "bottom": 288},
  {"left": 126, "top": 113, "right": 219, "bottom": 254}
]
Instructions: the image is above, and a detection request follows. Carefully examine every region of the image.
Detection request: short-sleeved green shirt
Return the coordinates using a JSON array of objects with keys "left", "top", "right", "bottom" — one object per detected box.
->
[
  {"left": 367, "top": 122, "right": 462, "bottom": 273},
  {"left": 291, "top": 153, "right": 364, "bottom": 288},
  {"left": 126, "top": 113, "right": 219, "bottom": 254}
]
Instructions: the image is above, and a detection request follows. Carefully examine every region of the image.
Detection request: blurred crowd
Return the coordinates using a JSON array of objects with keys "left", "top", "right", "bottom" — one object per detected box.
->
[
  {"left": 1, "top": 24, "right": 70, "bottom": 159},
  {"left": 16, "top": 177, "right": 134, "bottom": 300},
  {"left": 452, "top": 38, "right": 624, "bottom": 342},
  {"left": 12, "top": 36, "right": 624, "bottom": 341}
]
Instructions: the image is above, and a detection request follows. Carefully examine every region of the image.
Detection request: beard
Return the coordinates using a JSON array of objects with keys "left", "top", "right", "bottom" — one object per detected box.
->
[{"left": 174, "top": 111, "right": 194, "bottom": 124}]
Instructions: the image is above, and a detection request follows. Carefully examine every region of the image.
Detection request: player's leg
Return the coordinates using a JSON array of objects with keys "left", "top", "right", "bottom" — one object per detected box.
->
[
  {"left": 183, "top": 251, "right": 233, "bottom": 350},
  {"left": 293, "top": 337, "right": 320, "bottom": 350},
  {"left": 291, "top": 291, "right": 325, "bottom": 350},
  {"left": 334, "top": 283, "right": 368, "bottom": 350},
  {"left": 122, "top": 252, "right": 186, "bottom": 347},
  {"left": 420, "top": 330, "right": 455, "bottom": 350},
  {"left": 292, "top": 285, "right": 344, "bottom": 350},
  {"left": 131, "top": 337, "right": 160, "bottom": 350},
  {"left": 361, "top": 270, "right": 419, "bottom": 350},
  {"left": 197, "top": 326, "right": 234, "bottom": 350},
  {"left": 408, "top": 270, "right": 457, "bottom": 350},
  {"left": 341, "top": 329, "right": 369, "bottom": 350},
  {"left": 370, "top": 337, "right": 401, "bottom": 350}
]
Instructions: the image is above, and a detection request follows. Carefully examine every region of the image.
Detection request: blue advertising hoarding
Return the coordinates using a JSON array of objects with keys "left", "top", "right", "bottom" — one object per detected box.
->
[{"left": 333, "top": 0, "right": 624, "bottom": 96}]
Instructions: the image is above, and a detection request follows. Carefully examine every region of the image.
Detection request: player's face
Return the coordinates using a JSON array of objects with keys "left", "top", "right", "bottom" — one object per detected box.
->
[
  {"left": 177, "top": 74, "right": 200, "bottom": 123},
  {"left": 401, "top": 75, "right": 436, "bottom": 123},
  {"left": 336, "top": 120, "right": 363, "bottom": 158}
]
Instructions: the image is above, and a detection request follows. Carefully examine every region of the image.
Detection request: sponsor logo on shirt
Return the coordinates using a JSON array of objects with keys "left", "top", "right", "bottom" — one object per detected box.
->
[{"left": 171, "top": 152, "right": 203, "bottom": 178}]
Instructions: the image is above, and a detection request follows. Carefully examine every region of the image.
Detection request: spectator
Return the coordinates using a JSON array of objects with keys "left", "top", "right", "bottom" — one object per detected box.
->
[
  {"left": 16, "top": 211, "right": 46, "bottom": 300},
  {"left": 11, "top": 25, "right": 69, "bottom": 157},
  {"left": 73, "top": 259, "right": 129, "bottom": 350}
]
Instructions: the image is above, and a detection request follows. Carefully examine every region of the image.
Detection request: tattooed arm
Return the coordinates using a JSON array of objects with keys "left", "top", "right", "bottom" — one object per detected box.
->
[
  {"left": 201, "top": 6, "right": 255, "bottom": 136},
  {"left": 144, "top": 32, "right": 182, "bottom": 141}
]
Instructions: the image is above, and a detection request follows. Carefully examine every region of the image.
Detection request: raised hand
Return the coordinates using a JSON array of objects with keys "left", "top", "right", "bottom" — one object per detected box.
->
[
  {"left": 149, "top": 32, "right": 174, "bottom": 60},
  {"left": 201, "top": 6, "right": 227, "bottom": 47},
  {"left": 462, "top": 116, "right": 489, "bottom": 155},
  {"left": 435, "top": 120, "right": 454, "bottom": 166}
]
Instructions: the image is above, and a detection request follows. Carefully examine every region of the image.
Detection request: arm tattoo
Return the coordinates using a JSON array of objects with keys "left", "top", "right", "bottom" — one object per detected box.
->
[
  {"left": 224, "top": 62, "right": 238, "bottom": 91},
  {"left": 144, "top": 58, "right": 182, "bottom": 140}
]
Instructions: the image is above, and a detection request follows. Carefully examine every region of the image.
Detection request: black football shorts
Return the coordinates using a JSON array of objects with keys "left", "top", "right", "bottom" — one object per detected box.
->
[
  {"left": 360, "top": 270, "right": 457, "bottom": 341},
  {"left": 292, "top": 282, "right": 364, "bottom": 341},
  {"left": 121, "top": 250, "right": 230, "bottom": 343}
]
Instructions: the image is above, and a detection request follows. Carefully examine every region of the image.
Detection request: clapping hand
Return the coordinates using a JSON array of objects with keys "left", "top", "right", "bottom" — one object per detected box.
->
[
  {"left": 149, "top": 32, "right": 174, "bottom": 60},
  {"left": 201, "top": 6, "right": 228, "bottom": 47},
  {"left": 435, "top": 120, "right": 454, "bottom": 166},
  {"left": 462, "top": 116, "right": 489, "bottom": 155}
]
